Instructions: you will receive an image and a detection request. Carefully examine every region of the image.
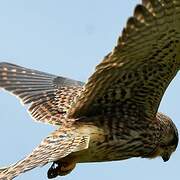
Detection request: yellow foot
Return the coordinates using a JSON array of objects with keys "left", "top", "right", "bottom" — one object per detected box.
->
[{"left": 47, "top": 160, "right": 76, "bottom": 179}]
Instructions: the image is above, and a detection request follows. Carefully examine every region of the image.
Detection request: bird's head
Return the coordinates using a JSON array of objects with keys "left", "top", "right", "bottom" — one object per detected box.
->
[{"left": 149, "top": 113, "right": 178, "bottom": 162}]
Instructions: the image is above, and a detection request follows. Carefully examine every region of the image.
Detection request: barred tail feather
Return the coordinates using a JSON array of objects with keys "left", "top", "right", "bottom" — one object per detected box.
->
[{"left": 0, "top": 62, "right": 84, "bottom": 125}]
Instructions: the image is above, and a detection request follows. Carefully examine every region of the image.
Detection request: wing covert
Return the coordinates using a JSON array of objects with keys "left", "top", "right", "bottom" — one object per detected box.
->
[
  {"left": 68, "top": 0, "right": 180, "bottom": 119},
  {"left": 0, "top": 129, "right": 89, "bottom": 179}
]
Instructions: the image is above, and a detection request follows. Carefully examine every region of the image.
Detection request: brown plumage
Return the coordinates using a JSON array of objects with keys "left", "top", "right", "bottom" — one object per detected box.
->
[{"left": 0, "top": 0, "right": 180, "bottom": 179}]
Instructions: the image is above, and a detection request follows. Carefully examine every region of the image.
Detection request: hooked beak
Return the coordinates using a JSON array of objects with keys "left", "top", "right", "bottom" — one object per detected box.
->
[{"left": 162, "top": 153, "right": 170, "bottom": 162}]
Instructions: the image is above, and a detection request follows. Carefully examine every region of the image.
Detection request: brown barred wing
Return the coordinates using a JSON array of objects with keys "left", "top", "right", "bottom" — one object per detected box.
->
[
  {"left": 0, "top": 129, "right": 89, "bottom": 179},
  {"left": 0, "top": 62, "right": 84, "bottom": 125},
  {"left": 68, "top": 0, "right": 180, "bottom": 120}
]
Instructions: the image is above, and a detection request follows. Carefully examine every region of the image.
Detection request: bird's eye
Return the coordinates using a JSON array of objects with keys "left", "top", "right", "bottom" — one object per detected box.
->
[{"left": 160, "top": 144, "right": 167, "bottom": 148}]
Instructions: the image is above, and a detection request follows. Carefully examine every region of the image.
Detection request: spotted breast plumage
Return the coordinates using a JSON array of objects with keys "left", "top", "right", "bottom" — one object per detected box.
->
[{"left": 0, "top": 0, "right": 180, "bottom": 179}]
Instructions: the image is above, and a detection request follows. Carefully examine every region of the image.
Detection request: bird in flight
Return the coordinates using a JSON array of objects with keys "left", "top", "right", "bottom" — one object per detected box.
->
[{"left": 0, "top": 0, "right": 180, "bottom": 179}]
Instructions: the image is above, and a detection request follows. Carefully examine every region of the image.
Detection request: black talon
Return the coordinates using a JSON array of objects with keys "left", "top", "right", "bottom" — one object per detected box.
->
[{"left": 47, "top": 162, "right": 59, "bottom": 179}]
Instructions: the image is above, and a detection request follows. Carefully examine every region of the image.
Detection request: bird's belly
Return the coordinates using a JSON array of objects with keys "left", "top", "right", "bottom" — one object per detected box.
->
[
  {"left": 69, "top": 122, "right": 152, "bottom": 163},
  {"left": 72, "top": 140, "right": 143, "bottom": 163}
]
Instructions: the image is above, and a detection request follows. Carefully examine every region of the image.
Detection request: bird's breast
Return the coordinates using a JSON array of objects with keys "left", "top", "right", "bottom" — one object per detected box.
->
[{"left": 72, "top": 121, "right": 156, "bottom": 163}]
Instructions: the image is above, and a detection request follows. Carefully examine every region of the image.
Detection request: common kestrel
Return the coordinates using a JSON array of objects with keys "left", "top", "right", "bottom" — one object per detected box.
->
[{"left": 0, "top": 0, "right": 180, "bottom": 179}]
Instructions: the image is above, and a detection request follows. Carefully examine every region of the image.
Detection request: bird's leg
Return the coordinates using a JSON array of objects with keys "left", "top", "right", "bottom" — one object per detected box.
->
[{"left": 47, "top": 159, "right": 76, "bottom": 179}]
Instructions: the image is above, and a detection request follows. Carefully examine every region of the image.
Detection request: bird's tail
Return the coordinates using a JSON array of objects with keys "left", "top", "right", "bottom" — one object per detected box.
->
[
  {"left": 0, "top": 62, "right": 84, "bottom": 126},
  {"left": 0, "top": 129, "right": 89, "bottom": 180}
]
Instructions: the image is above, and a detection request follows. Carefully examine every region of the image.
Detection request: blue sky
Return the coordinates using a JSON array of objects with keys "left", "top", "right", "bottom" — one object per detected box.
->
[{"left": 0, "top": 0, "right": 179, "bottom": 179}]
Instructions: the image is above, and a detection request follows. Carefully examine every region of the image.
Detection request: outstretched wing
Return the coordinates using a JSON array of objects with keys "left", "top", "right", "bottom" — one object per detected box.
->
[
  {"left": 0, "top": 62, "right": 84, "bottom": 125},
  {"left": 0, "top": 129, "right": 89, "bottom": 180},
  {"left": 68, "top": 0, "right": 180, "bottom": 120}
]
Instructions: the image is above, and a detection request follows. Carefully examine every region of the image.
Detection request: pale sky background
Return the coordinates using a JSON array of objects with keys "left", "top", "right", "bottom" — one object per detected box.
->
[{"left": 0, "top": 0, "right": 179, "bottom": 180}]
